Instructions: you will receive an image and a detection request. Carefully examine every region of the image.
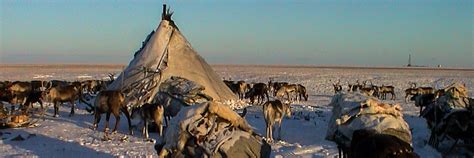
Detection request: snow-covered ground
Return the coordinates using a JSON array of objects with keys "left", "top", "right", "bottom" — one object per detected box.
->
[{"left": 1, "top": 65, "right": 473, "bottom": 157}]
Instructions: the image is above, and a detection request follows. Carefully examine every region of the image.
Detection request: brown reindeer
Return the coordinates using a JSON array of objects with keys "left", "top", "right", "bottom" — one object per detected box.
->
[
  {"left": 230, "top": 81, "right": 249, "bottom": 100},
  {"left": 275, "top": 84, "right": 298, "bottom": 101},
  {"left": 245, "top": 83, "right": 269, "bottom": 104},
  {"left": 81, "top": 80, "right": 102, "bottom": 94},
  {"left": 43, "top": 85, "right": 82, "bottom": 117},
  {"left": 296, "top": 84, "right": 308, "bottom": 101},
  {"left": 7, "top": 81, "right": 32, "bottom": 105},
  {"left": 333, "top": 80, "right": 343, "bottom": 94},
  {"left": 379, "top": 85, "right": 396, "bottom": 100},
  {"left": 154, "top": 92, "right": 189, "bottom": 127},
  {"left": 263, "top": 100, "right": 291, "bottom": 143},
  {"left": 348, "top": 80, "right": 363, "bottom": 92},
  {"left": 132, "top": 103, "right": 165, "bottom": 139},
  {"left": 360, "top": 87, "right": 376, "bottom": 96},
  {"left": 271, "top": 82, "right": 289, "bottom": 96},
  {"left": 92, "top": 90, "right": 133, "bottom": 139},
  {"left": 404, "top": 83, "right": 434, "bottom": 102},
  {"left": 30, "top": 80, "right": 47, "bottom": 91}
]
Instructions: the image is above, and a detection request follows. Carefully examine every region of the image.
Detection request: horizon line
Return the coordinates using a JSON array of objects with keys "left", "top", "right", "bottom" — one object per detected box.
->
[{"left": 1, "top": 63, "right": 473, "bottom": 71}]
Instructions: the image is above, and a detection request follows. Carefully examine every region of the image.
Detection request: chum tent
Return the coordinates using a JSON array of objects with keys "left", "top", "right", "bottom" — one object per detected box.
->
[{"left": 107, "top": 5, "right": 237, "bottom": 106}]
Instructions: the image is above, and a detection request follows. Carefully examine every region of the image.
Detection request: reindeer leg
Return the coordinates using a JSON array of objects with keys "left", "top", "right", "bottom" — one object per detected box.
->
[
  {"left": 158, "top": 122, "right": 163, "bottom": 137},
  {"left": 143, "top": 119, "right": 149, "bottom": 139},
  {"left": 39, "top": 99, "right": 44, "bottom": 110},
  {"left": 266, "top": 123, "right": 272, "bottom": 143},
  {"left": 39, "top": 100, "right": 45, "bottom": 120},
  {"left": 54, "top": 101, "right": 59, "bottom": 117},
  {"left": 271, "top": 125, "right": 275, "bottom": 142},
  {"left": 338, "top": 145, "right": 342, "bottom": 158},
  {"left": 265, "top": 92, "right": 269, "bottom": 102},
  {"left": 112, "top": 114, "right": 120, "bottom": 134},
  {"left": 164, "top": 115, "right": 169, "bottom": 127},
  {"left": 419, "top": 106, "right": 423, "bottom": 117},
  {"left": 277, "top": 121, "right": 282, "bottom": 140},
  {"left": 69, "top": 100, "right": 75, "bottom": 117},
  {"left": 105, "top": 112, "right": 111, "bottom": 133},
  {"left": 93, "top": 112, "right": 101, "bottom": 130},
  {"left": 121, "top": 108, "right": 133, "bottom": 135},
  {"left": 103, "top": 112, "right": 111, "bottom": 140}
]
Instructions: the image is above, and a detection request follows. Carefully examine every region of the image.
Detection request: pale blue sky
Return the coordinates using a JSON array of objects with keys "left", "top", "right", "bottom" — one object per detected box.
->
[{"left": 1, "top": 0, "right": 472, "bottom": 67}]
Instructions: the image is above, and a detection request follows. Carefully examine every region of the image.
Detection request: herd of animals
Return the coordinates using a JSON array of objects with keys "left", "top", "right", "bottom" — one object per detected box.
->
[{"left": 0, "top": 75, "right": 473, "bottom": 158}]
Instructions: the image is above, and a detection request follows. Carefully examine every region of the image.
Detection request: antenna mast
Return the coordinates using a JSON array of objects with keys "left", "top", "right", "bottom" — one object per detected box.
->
[{"left": 407, "top": 54, "right": 412, "bottom": 67}]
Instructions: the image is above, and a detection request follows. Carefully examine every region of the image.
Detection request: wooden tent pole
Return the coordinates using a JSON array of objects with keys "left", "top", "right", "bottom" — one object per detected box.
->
[{"left": 162, "top": 4, "right": 167, "bottom": 19}]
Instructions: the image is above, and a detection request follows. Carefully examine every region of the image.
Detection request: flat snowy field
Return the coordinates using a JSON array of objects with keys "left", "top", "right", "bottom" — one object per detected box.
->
[{"left": 1, "top": 65, "right": 473, "bottom": 157}]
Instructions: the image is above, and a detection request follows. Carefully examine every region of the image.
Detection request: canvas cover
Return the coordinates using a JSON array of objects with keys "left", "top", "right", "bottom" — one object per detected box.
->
[
  {"left": 326, "top": 92, "right": 412, "bottom": 147},
  {"left": 107, "top": 9, "right": 236, "bottom": 107},
  {"left": 421, "top": 82, "right": 470, "bottom": 127},
  {"left": 156, "top": 101, "right": 270, "bottom": 157},
  {"left": 437, "top": 83, "right": 470, "bottom": 113}
]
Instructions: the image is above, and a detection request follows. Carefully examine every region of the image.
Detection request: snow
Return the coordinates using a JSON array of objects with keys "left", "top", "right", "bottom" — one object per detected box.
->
[{"left": 1, "top": 65, "right": 473, "bottom": 157}]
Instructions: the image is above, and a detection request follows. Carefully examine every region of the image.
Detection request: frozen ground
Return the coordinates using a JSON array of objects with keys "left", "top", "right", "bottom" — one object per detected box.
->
[{"left": 1, "top": 64, "right": 473, "bottom": 157}]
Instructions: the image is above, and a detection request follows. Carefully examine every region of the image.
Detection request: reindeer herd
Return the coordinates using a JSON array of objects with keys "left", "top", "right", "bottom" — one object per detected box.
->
[
  {"left": 333, "top": 79, "right": 396, "bottom": 100},
  {"left": 1, "top": 75, "right": 472, "bottom": 157},
  {"left": 0, "top": 75, "right": 194, "bottom": 141}
]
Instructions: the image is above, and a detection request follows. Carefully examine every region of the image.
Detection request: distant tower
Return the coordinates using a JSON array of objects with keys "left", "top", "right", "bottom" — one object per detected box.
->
[{"left": 407, "top": 54, "right": 412, "bottom": 67}]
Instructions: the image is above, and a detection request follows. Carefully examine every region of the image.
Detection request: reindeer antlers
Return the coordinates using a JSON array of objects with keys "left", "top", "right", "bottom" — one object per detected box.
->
[{"left": 108, "top": 73, "right": 116, "bottom": 81}]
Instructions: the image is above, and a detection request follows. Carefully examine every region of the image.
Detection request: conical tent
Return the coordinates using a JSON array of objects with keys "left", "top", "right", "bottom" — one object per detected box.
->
[{"left": 107, "top": 5, "right": 236, "bottom": 106}]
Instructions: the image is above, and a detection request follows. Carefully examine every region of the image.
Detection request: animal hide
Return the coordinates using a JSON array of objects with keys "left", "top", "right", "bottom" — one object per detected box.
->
[
  {"left": 157, "top": 101, "right": 269, "bottom": 157},
  {"left": 326, "top": 92, "right": 412, "bottom": 148}
]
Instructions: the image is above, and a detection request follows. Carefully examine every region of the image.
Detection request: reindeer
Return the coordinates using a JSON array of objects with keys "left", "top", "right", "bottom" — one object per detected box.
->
[
  {"left": 43, "top": 85, "right": 82, "bottom": 117},
  {"left": 23, "top": 90, "right": 44, "bottom": 112},
  {"left": 332, "top": 80, "right": 343, "bottom": 94},
  {"left": 223, "top": 78, "right": 234, "bottom": 88},
  {"left": 350, "top": 129, "right": 419, "bottom": 158},
  {"left": 275, "top": 84, "right": 298, "bottom": 101},
  {"left": 30, "top": 80, "right": 47, "bottom": 91},
  {"left": 348, "top": 80, "right": 363, "bottom": 92},
  {"left": 0, "top": 81, "right": 10, "bottom": 90},
  {"left": 379, "top": 85, "right": 396, "bottom": 100},
  {"left": 154, "top": 92, "right": 190, "bottom": 126},
  {"left": 404, "top": 83, "right": 434, "bottom": 102},
  {"left": 268, "top": 78, "right": 275, "bottom": 95},
  {"left": 7, "top": 81, "right": 32, "bottom": 105},
  {"left": 296, "top": 84, "right": 308, "bottom": 101},
  {"left": 230, "top": 81, "right": 249, "bottom": 100},
  {"left": 245, "top": 83, "right": 269, "bottom": 104},
  {"left": 360, "top": 81, "right": 387, "bottom": 98},
  {"left": 46, "top": 80, "right": 68, "bottom": 88},
  {"left": 263, "top": 100, "right": 291, "bottom": 143},
  {"left": 81, "top": 80, "right": 102, "bottom": 95},
  {"left": 0, "top": 88, "right": 14, "bottom": 105},
  {"left": 411, "top": 93, "right": 436, "bottom": 117},
  {"left": 92, "top": 90, "right": 133, "bottom": 139},
  {"left": 271, "top": 82, "right": 289, "bottom": 96},
  {"left": 132, "top": 102, "right": 165, "bottom": 139},
  {"left": 360, "top": 87, "right": 376, "bottom": 97}
]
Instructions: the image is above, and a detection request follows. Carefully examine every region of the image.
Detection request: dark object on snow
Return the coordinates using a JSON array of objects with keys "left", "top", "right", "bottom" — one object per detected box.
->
[
  {"left": 351, "top": 129, "right": 419, "bottom": 158},
  {"left": 411, "top": 93, "right": 436, "bottom": 117},
  {"left": 11, "top": 135, "right": 26, "bottom": 141}
]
